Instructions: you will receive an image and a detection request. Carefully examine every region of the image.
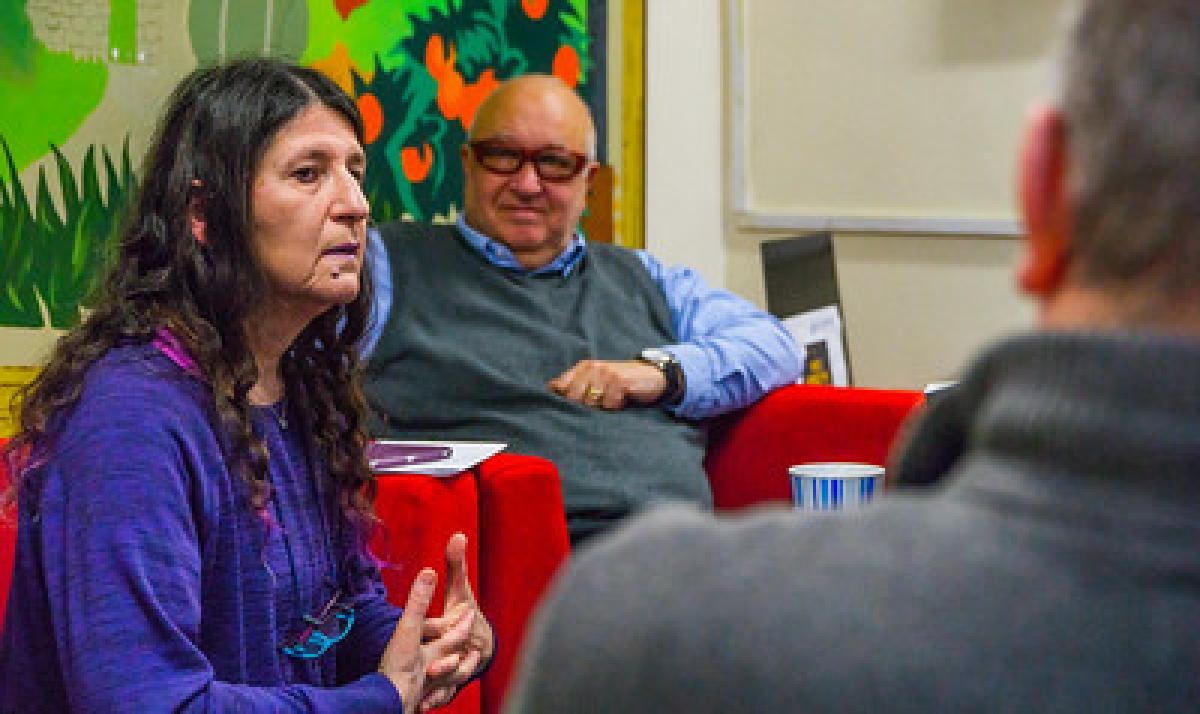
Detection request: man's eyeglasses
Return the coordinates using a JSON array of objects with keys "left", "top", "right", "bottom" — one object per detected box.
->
[
  {"left": 468, "top": 140, "right": 591, "bottom": 182},
  {"left": 281, "top": 589, "right": 355, "bottom": 659}
]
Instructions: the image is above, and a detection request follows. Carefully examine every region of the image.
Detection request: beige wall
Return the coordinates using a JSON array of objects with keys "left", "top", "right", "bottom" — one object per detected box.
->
[
  {"left": 739, "top": 0, "right": 1067, "bottom": 220},
  {"left": 644, "top": 0, "right": 1069, "bottom": 389},
  {"left": 834, "top": 233, "right": 1029, "bottom": 387},
  {"left": 643, "top": 0, "right": 726, "bottom": 284}
]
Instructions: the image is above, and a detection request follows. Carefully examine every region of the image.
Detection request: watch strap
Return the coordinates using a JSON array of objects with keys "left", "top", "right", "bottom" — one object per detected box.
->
[{"left": 639, "top": 351, "right": 684, "bottom": 406}]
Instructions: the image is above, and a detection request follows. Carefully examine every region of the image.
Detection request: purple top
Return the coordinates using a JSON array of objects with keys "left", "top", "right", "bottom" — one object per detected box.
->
[{"left": 0, "top": 343, "right": 402, "bottom": 711}]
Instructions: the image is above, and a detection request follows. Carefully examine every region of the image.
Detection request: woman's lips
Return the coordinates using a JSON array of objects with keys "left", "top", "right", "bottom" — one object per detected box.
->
[{"left": 322, "top": 243, "right": 359, "bottom": 257}]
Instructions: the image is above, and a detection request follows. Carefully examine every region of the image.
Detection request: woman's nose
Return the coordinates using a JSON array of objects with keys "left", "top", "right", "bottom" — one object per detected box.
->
[{"left": 335, "top": 170, "right": 370, "bottom": 222}]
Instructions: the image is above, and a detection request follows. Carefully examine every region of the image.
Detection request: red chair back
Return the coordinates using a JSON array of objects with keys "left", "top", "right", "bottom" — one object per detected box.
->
[
  {"left": 475, "top": 454, "right": 568, "bottom": 714},
  {"left": 705, "top": 385, "right": 925, "bottom": 510}
]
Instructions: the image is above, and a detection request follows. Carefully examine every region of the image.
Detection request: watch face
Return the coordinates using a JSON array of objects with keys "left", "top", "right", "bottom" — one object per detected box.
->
[{"left": 640, "top": 348, "right": 672, "bottom": 365}]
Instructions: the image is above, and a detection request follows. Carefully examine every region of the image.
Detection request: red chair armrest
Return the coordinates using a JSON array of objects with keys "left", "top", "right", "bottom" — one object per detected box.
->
[
  {"left": 370, "top": 470, "right": 481, "bottom": 714},
  {"left": 371, "top": 453, "right": 567, "bottom": 714},
  {"left": 474, "top": 453, "right": 569, "bottom": 714},
  {"left": 705, "top": 385, "right": 925, "bottom": 510}
]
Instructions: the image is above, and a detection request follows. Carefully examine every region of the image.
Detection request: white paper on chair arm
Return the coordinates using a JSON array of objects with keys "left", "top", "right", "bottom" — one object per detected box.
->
[{"left": 369, "top": 440, "right": 507, "bottom": 476}]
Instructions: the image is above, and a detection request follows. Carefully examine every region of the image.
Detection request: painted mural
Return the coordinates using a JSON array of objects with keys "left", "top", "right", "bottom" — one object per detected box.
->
[{"left": 0, "top": 0, "right": 602, "bottom": 332}]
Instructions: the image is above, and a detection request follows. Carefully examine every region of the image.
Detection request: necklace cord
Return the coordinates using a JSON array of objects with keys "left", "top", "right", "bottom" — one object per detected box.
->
[{"left": 267, "top": 419, "right": 341, "bottom": 652}]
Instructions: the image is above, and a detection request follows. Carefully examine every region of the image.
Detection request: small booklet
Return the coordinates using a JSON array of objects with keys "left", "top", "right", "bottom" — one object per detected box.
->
[
  {"left": 781, "top": 305, "right": 849, "bottom": 387},
  {"left": 366, "top": 440, "right": 507, "bottom": 477}
]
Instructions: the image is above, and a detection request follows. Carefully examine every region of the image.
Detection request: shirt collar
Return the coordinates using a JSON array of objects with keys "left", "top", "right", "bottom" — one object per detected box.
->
[{"left": 455, "top": 214, "right": 587, "bottom": 277}]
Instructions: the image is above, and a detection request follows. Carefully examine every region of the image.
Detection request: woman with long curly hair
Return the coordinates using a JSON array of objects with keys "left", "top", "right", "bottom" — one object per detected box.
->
[{"left": 0, "top": 58, "right": 492, "bottom": 712}]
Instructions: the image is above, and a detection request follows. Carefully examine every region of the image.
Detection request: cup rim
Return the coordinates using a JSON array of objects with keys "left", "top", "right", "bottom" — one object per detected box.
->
[{"left": 788, "top": 462, "right": 884, "bottom": 479}]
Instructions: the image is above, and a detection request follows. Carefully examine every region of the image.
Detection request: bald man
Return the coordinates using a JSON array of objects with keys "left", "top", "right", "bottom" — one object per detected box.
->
[{"left": 361, "top": 75, "right": 802, "bottom": 545}]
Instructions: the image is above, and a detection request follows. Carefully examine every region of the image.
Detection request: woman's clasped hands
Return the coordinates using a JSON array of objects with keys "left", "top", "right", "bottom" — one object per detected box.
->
[{"left": 378, "top": 533, "right": 495, "bottom": 713}]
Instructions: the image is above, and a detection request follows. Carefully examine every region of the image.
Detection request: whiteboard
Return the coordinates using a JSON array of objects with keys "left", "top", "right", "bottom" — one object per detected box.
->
[{"left": 729, "top": 0, "right": 1070, "bottom": 235}]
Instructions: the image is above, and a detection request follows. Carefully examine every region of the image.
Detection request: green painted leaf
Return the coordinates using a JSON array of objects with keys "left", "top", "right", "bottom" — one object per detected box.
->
[{"left": 189, "top": 0, "right": 309, "bottom": 63}]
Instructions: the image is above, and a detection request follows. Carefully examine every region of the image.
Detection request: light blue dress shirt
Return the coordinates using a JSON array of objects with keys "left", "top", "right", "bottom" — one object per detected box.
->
[{"left": 361, "top": 216, "right": 802, "bottom": 419}]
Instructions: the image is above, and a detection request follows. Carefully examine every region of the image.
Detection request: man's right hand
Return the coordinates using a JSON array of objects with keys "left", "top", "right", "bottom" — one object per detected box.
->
[{"left": 378, "top": 568, "right": 475, "bottom": 713}]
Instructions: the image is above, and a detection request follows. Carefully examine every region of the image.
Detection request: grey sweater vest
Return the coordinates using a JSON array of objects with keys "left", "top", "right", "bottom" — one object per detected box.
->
[{"left": 363, "top": 222, "right": 710, "bottom": 522}]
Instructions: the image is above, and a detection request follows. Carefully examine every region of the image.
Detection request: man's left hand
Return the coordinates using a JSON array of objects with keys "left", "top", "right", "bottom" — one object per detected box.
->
[{"left": 548, "top": 359, "right": 667, "bottom": 410}]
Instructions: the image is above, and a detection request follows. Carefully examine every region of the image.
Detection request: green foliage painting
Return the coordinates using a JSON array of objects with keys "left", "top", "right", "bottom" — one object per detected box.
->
[
  {"left": 0, "top": 0, "right": 599, "bottom": 329},
  {"left": 1, "top": 0, "right": 120, "bottom": 330},
  {"left": 0, "top": 137, "right": 134, "bottom": 328},
  {"left": 188, "top": 0, "right": 310, "bottom": 64}
]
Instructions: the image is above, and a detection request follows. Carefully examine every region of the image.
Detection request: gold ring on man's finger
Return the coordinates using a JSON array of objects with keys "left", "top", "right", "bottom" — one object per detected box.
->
[{"left": 584, "top": 386, "right": 605, "bottom": 403}]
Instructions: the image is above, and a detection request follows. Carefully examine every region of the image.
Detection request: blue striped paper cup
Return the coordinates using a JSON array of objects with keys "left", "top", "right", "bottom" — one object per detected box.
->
[{"left": 788, "top": 462, "right": 885, "bottom": 511}]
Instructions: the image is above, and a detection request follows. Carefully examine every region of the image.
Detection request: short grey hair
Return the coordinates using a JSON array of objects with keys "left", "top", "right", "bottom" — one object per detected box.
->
[{"left": 1063, "top": 0, "right": 1200, "bottom": 300}]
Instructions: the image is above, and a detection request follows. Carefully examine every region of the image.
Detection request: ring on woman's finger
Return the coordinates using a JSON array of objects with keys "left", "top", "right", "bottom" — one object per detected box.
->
[{"left": 584, "top": 386, "right": 605, "bottom": 404}]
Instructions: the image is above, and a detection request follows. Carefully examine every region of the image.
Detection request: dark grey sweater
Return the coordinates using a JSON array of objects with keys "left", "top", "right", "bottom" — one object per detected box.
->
[
  {"left": 363, "top": 222, "right": 709, "bottom": 535},
  {"left": 506, "top": 332, "right": 1200, "bottom": 713}
]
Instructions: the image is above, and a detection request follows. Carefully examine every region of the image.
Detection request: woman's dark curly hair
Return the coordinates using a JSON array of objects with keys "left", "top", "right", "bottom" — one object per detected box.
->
[{"left": 3, "top": 57, "right": 377, "bottom": 538}]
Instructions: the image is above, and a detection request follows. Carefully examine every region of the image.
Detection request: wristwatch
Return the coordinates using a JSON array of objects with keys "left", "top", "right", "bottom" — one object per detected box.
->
[{"left": 638, "top": 348, "right": 685, "bottom": 406}]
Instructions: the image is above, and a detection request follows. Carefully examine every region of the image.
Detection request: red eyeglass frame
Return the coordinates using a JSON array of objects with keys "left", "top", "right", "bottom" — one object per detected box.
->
[{"left": 467, "top": 139, "right": 591, "bottom": 182}]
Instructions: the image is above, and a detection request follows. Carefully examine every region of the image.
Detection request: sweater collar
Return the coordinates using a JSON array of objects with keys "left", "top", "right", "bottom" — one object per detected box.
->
[
  {"left": 891, "top": 331, "right": 1200, "bottom": 502},
  {"left": 152, "top": 327, "right": 202, "bottom": 378}
]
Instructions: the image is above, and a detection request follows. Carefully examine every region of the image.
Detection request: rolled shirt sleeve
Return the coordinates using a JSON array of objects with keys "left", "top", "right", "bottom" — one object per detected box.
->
[{"left": 637, "top": 250, "right": 803, "bottom": 420}]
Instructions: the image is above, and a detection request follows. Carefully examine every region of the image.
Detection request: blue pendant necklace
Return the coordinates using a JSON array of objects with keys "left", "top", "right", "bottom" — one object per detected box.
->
[{"left": 263, "top": 406, "right": 351, "bottom": 661}]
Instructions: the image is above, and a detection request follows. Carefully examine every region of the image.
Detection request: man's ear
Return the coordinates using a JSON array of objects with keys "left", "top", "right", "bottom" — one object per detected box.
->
[
  {"left": 188, "top": 181, "right": 207, "bottom": 246},
  {"left": 1015, "top": 104, "right": 1071, "bottom": 298}
]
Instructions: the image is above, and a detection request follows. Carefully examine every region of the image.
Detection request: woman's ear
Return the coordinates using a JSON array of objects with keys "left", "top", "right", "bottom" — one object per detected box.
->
[
  {"left": 188, "top": 180, "right": 207, "bottom": 245},
  {"left": 1015, "top": 104, "right": 1071, "bottom": 298}
]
